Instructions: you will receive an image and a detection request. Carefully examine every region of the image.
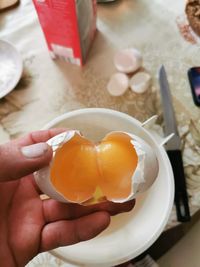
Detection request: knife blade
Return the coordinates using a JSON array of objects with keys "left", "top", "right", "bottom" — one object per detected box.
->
[{"left": 159, "top": 65, "right": 190, "bottom": 222}]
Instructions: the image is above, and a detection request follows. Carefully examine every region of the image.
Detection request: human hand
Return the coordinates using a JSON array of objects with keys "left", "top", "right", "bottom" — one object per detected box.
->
[{"left": 0, "top": 129, "right": 135, "bottom": 267}]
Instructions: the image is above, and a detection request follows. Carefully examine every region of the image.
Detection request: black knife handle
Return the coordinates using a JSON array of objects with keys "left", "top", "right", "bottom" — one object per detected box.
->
[{"left": 167, "top": 150, "right": 191, "bottom": 222}]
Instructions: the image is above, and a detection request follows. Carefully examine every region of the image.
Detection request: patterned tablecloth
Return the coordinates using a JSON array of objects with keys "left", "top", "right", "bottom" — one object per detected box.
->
[{"left": 1, "top": 0, "right": 200, "bottom": 266}]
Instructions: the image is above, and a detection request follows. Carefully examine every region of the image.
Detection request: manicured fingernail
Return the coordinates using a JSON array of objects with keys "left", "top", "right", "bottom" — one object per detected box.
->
[{"left": 21, "top": 143, "right": 49, "bottom": 158}]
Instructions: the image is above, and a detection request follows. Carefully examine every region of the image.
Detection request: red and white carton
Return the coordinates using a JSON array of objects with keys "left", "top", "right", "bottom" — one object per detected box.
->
[{"left": 32, "top": 0, "right": 97, "bottom": 66}]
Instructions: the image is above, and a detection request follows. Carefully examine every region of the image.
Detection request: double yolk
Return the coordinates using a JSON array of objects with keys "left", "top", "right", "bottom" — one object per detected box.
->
[{"left": 50, "top": 132, "right": 138, "bottom": 204}]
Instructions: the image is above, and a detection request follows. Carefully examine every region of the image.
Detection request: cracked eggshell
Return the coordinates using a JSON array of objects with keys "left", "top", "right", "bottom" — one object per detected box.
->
[
  {"left": 107, "top": 72, "right": 129, "bottom": 96},
  {"left": 34, "top": 131, "right": 159, "bottom": 204},
  {"left": 130, "top": 72, "right": 151, "bottom": 94},
  {"left": 114, "top": 48, "right": 143, "bottom": 74}
]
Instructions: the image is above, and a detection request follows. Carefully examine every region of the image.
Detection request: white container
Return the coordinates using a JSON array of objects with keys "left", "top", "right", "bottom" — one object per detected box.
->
[
  {"left": 43, "top": 108, "right": 174, "bottom": 267},
  {"left": 0, "top": 40, "right": 23, "bottom": 99}
]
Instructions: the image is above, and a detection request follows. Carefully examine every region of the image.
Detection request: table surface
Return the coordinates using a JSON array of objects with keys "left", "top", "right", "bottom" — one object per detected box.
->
[{"left": 1, "top": 0, "right": 200, "bottom": 266}]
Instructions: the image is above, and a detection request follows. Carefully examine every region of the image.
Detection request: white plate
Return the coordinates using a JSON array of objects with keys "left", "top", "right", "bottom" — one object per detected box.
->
[
  {"left": 43, "top": 108, "right": 174, "bottom": 267},
  {"left": 0, "top": 40, "right": 23, "bottom": 98}
]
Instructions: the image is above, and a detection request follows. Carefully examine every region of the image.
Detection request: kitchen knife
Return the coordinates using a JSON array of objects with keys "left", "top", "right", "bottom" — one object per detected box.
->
[{"left": 159, "top": 65, "right": 191, "bottom": 222}]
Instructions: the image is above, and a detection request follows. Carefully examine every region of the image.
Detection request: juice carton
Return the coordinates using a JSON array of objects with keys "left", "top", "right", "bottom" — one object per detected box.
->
[{"left": 32, "top": 0, "right": 97, "bottom": 66}]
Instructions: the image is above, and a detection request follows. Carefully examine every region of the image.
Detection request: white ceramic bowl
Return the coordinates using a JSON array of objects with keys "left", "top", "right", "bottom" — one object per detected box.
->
[
  {"left": 0, "top": 40, "right": 23, "bottom": 98},
  {"left": 43, "top": 108, "right": 174, "bottom": 267}
]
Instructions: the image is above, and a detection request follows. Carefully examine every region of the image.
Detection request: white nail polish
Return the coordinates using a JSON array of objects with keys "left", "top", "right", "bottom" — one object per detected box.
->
[{"left": 21, "top": 143, "right": 49, "bottom": 158}]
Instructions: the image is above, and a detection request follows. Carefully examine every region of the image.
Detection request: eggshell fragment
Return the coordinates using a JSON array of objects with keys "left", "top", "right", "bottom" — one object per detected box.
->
[
  {"left": 130, "top": 134, "right": 158, "bottom": 195},
  {"left": 130, "top": 72, "right": 151, "bottom": 94},
  {"left": 34, "top": 131, "right": 159, "bottom": 205},
  {"left": 107, "top": 72, "right": 129, "bottom": 96},
  {"left": 114, "top": 48, "right": 143, "bottom": 74}
]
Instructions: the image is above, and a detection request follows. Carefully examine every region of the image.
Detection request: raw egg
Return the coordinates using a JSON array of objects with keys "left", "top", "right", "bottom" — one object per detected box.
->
[{"left": 35, "top": 131, "right": 159, "bottom": 205}]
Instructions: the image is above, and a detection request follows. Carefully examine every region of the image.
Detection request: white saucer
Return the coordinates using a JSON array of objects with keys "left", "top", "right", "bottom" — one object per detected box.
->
[
  {"left": 0, "top": 40, "right": 23, "bottom": 99},
  {"left": 43, "top": 108, "right": 174, "bottom": 267}
]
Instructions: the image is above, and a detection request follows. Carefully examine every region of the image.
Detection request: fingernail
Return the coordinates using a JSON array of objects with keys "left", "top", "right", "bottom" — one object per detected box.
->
[{"left": 21, "top": 143, "right": 49, "bottom": 158}]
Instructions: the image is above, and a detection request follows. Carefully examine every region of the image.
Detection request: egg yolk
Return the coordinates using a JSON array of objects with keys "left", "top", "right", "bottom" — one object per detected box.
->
[{"left": 50, "top": 132, "right": 138, "bottom": 204}]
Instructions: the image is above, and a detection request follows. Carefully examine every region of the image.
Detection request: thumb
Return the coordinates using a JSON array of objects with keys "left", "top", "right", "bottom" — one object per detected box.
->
[{"left": 0, "top": 141, "right": 52, "bottom": 182}]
